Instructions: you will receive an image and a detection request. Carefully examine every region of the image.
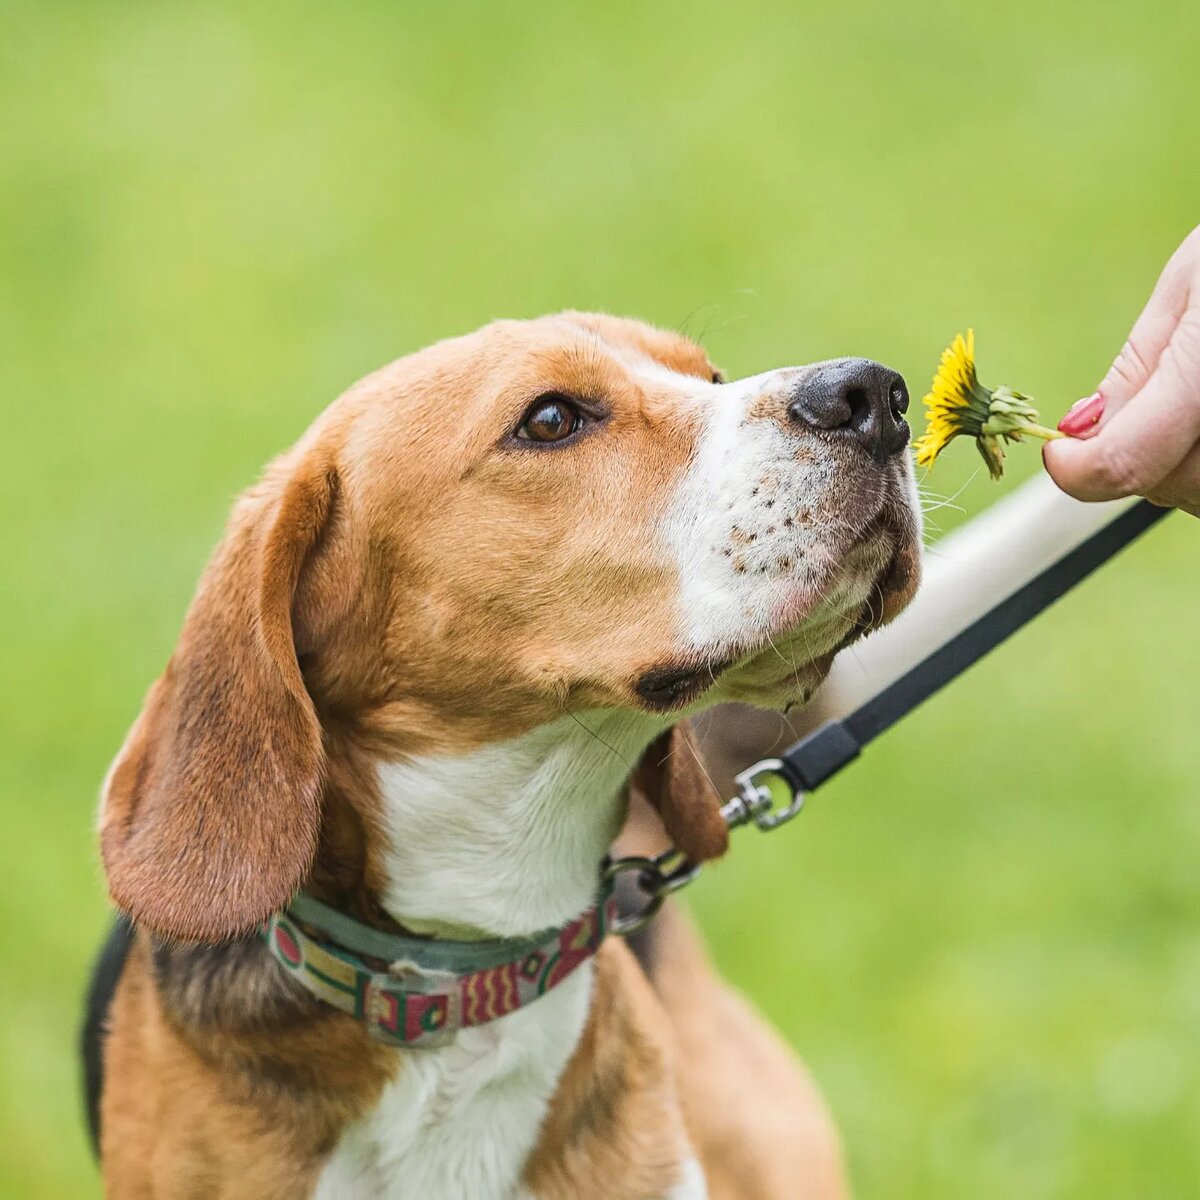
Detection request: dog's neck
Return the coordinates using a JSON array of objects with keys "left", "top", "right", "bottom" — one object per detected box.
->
[{"left": 372, "top": 711, "right": 663, "bottom": 941}]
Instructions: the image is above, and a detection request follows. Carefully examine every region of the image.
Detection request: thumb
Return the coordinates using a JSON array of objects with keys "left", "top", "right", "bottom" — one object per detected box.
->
[
  {"left": 1086, "top": 231, "right": 1197, "bottom": 420},
  {"left": 1093, "top": 278, "right": 1186, "bottom": 416}
]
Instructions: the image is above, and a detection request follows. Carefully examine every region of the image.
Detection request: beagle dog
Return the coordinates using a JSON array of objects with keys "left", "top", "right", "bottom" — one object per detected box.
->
[{"left": 84, "top": 313, "right": 921, "bottom": 1199}]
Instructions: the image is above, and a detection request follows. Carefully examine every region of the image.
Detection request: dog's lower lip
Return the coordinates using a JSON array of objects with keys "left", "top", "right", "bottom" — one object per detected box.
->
[
  {"left": 878, "top": 541, "right": 913, "bottom": 595},
  {"left": 634, "top": 659, "right": 733, "bottom": 710}
]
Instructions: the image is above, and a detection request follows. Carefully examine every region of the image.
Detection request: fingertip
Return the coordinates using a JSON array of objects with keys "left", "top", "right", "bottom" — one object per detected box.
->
[
  {"left": 1044, "top": 429, "right": 1157, "bottom": 503},
  {"left": 1041, "top": 434, "right": 1108, "bottom": 502},
  {"left": 1041, "top": 435, "right": 1071, "bottom": 486}
]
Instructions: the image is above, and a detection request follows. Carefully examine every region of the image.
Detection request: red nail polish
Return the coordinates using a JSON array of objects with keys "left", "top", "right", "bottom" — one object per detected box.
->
[{"left": 1058, "top": 392, "right": 1105, "bottom": 436}]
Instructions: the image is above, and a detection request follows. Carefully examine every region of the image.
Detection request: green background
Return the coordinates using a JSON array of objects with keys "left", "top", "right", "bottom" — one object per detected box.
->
[{"left": 4, "top": 1, "right": 1199, "bottom": 1195}]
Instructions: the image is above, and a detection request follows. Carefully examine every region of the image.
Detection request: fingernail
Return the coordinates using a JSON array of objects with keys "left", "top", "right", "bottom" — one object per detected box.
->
[{"left": 1058, "top": 391, "right": 1105, "bottom": 436}]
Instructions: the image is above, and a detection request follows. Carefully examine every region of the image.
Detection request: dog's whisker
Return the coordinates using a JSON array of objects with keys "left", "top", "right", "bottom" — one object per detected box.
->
[{"left": 564, "top": 708, "right": 634, "bottom": 770}]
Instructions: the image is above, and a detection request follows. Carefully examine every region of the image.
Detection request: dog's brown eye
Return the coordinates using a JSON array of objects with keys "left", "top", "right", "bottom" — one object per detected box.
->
[
  {"left": 711, "top": 370, "right": 725, "bottom": 384},
  {"left": 516, "top": 394, "right": 584, "bottom": 444}
]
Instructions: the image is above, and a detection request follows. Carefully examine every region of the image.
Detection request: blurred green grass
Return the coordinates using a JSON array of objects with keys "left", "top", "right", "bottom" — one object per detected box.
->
[{"left": 3, "top": 1, "right": 1200, "bottom": 1195}]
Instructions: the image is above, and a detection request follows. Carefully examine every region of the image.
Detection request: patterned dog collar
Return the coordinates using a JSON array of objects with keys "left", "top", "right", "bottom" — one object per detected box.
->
[{"left": 263, "top": 878, "right": 616, "bottom": 1048}]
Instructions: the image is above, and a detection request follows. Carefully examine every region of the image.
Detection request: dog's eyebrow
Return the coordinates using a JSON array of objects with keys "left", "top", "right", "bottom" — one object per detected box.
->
[
  {"left": 624, "top": 354, "right": 713, "bottom": 393},
  {"left": 498, "top": 342, "right": 628, "bottom": 412},
  {"left": 553, "top": 338, "right": 624, "bottom": 379}
]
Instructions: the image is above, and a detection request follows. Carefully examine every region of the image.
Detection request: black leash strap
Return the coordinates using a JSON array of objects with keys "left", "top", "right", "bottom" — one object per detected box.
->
[{"left": 776, "top": 499, "right": 1171, "bottom": 793}]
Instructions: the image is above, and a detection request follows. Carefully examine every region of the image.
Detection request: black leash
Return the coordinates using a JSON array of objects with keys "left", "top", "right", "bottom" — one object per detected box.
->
[
  {"left": 610, "top": 498, "right": 1172, "bottom": 934},
  {"left": 777, "top": 498, "right": 1171, "bottom": 792}
]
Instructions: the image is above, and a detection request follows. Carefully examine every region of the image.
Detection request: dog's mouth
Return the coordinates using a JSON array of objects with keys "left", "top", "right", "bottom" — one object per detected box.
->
[
  {"left": 634, "top": 657, "right": 740, "bottom": 712},
  {"left": 634, "top": 507, "right": 921, "bottom": 714}
]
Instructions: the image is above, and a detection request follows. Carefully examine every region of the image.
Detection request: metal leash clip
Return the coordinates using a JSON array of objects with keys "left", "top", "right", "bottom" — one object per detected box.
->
[
  {"left": 607, "top": 758, "right": 807, "bottom": 938},
  {"left": 724, "top": 757, "right": 806, "bottom": 831}
]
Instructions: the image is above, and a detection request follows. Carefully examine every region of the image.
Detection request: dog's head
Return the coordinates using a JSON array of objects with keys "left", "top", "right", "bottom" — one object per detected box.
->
[{"left": 100, "top": 313, "right": 921, "bottom": 939}]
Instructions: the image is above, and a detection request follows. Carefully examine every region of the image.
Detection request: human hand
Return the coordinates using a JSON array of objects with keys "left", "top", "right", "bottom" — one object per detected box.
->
[{"left": 1044, "top": 224, "right": 1200, "bottom": 517}]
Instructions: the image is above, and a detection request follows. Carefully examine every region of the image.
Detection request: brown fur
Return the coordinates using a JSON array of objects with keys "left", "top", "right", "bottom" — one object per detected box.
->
[
  {"left": 524, "top": 941, "right": 692, "bottom": 1199},
  {"left": 612, "top": 796, "right": 847, "bottom": 1199},
  {"left": 634, "top": 723, "right": 730, "bottom": 864},
  {"left": 101, "top": 936, "right": 393, "bottom": 1198},
  {"left": 651, "top": 903, "right": 846, "bottom": 1199},
  {"left": 100, "top": 451, "right": 337, "bottom": 941}
]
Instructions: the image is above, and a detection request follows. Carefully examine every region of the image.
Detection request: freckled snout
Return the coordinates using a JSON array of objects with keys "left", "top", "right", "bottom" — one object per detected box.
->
[{"left": 788, "top": 358, "right": 910, "bottom": 463}]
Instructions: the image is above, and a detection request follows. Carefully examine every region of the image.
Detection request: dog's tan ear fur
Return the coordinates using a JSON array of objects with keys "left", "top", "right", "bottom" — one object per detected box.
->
[
  {"left": 632, "top": 722, "right": 729, "bottom": 864},
  {"left": 100, "top": 452, "right": 338, "bottom": 942}
]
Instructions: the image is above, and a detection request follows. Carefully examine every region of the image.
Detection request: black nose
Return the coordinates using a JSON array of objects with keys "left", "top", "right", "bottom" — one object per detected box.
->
[{"left": 787, "top": 358, "right": 910, "bottom": 463}]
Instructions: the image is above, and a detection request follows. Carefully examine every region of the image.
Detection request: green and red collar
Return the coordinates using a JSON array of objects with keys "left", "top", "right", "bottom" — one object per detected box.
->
[{"left": 263, "top": 879, "right": 616, "bottom": 1048}]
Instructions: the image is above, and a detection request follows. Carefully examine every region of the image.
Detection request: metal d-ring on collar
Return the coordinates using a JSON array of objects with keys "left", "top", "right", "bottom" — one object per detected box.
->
[{"left": 606, "top": 757, "right": 805, "bottom": 937}]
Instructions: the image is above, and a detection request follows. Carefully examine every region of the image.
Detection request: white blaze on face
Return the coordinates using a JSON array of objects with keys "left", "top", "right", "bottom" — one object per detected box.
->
[{"left": 660, "top": 367, "right": 846, "bottom": 655}]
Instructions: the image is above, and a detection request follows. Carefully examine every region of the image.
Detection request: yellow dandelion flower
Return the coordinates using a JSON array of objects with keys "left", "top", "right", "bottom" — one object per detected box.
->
[{"left": 913, "top": 329, "right": 1062, "bottom": 480}]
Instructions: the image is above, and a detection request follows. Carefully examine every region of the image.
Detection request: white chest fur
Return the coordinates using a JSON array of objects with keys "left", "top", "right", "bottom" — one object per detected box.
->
[
  {"left": 315, "top": 713, "right": 678, "bottom": 1199},
  {"left": 374, "top": 712, "right": 663, "bottom": 939},
  {"left": 314, "top": 966, "right": 593, "bottom": 1200}
]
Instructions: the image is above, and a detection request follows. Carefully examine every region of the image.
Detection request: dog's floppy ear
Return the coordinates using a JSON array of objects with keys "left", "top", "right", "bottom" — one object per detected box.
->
[
  {"left": 632, "top": 721, "right": 729, "bottom": 863},
  {"left": 100, "top": 452, "right": 338, "bottom": 942}
]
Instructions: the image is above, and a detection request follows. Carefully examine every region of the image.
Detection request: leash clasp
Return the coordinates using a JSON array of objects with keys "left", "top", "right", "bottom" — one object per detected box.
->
[
  {"left": 608, "top": 759, "right": 806, "bottom": 939},
  {"left": 725, "top": 758, "right": 805, "bottom": 831}
]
